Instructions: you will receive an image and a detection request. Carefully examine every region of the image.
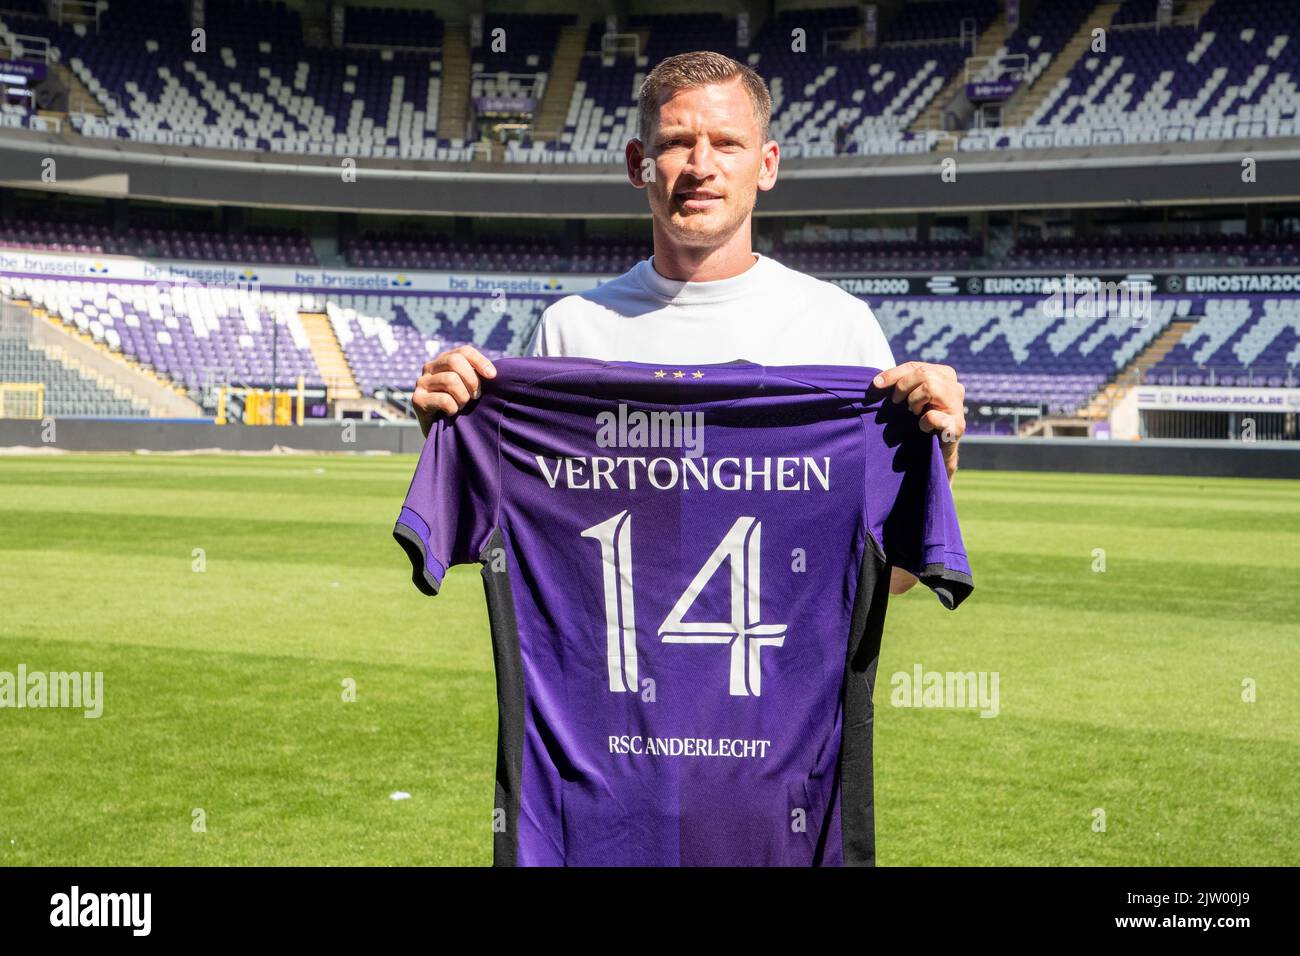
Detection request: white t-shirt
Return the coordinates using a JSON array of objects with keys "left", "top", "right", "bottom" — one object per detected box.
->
[{"left": 525, "top": 252, "right": 896, "bottom": 369}]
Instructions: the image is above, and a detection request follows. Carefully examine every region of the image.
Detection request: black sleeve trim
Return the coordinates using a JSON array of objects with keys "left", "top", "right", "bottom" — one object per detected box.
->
[
  {"left": 918, "top": 564, "right": 973, "bottom": 611},
  {"left": 393, "top": 524, "right": 442, "bottom": 596}
]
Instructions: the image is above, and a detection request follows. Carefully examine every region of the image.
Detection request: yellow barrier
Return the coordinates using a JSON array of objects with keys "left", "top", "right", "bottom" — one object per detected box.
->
[
  {"left": 0, "top": 382, "right": 44, "bottom": 419},
  {"left": 215, "top": 379, "right": 305, "bottom": 425}
]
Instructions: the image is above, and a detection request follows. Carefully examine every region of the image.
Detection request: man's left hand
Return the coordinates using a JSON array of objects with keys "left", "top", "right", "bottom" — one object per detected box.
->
[
  {"left": 872, "top": 361, "right": 965, "bottom": 480},
  {"left": 873, "top": 362, "right": 966, "bottom": 596}
]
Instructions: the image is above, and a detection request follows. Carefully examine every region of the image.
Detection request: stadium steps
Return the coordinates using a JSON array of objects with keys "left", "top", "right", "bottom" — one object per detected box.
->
[
  {"left": 1003, "top": 2, "right": 1122, "bottom": 128},
  {"left": 531, "top": 25, "right": 588, "bottom": 142},
  {"left": 32, "top": 341, "right": 141, "bottom": 409},
  {"left": 908, "top": 13, "right": 1009, "bottom": 135},
  {"left": 0, "top": 338, "right": 145, "bottom": 419},
  {"left": 40, "top": 310, "right": 185, "bottom": 397},
  {"left": 1078, "top": 319, "right": 1197, "bottom": 420},
  {"left": 298, "top": 312, "right": 362, "bottom": 401},
  {"left": 437, "top": 26, "right": 472, "bottom": 142},
  {"left": 29, "top": 307, "right": 202, "bottom": 416},
  {"left": 54, "top": 62, "right": 105, "bottom": 118}
]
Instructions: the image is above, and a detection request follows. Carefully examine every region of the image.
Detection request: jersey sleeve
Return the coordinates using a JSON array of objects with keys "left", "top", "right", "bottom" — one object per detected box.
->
[
  {"left": 393, "top": 404, "right": 501, "bottom": 596},
  {"left": 874, "top": 410, "right": 973, "bottom": 610}
]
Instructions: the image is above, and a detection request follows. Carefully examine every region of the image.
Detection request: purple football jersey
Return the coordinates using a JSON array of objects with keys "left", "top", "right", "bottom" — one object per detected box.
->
[{"left": 395, "top": 357, "right": 972, "bottom": 866}]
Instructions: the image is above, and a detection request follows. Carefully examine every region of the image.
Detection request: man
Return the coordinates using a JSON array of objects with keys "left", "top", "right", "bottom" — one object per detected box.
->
[{"left": 411, "top": 50, "right": 966, "bottom": 599}]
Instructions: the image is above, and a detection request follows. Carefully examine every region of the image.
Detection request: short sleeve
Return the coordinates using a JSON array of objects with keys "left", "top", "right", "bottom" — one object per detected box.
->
[
  {"left": 525, "top": 311, "right": 550, "bottom": 357},
  {"left": 875, "top": 412, "right": 973, "bottom": 610},
  {"left": 393, "top": 404, "right": 501, "bottom": 596}
]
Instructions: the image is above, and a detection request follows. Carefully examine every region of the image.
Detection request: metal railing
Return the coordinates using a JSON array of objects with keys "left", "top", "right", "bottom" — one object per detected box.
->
[
  {"left": 600, "top": 32, "right": 640, "bottom": 62},
  {"left": 1140, "top": 366, "right": 1298, "bottom": 388},
  {"left": 51, "top": 0, "right": 101, "bottom": 30},
  {"left": 965, "top": 53, "right": 1027, "bottom": 85},
  {"left": 471, "top": 72, "right": 546, "bottom": 101},
  {"left": 822, "top": 25, "right": 864, "bottom": 56},
  {"left": 960, "top": 16, "right": 978, "bottom": 55},
  {"left": 342, "top": 42, "right": 443, "bottom": 55},
  {"left": 1111, "top": 9, "right": 1205, "bottom": 33},
  {"left": 0, "top": 32, "right": 49, "bottom": 64}
]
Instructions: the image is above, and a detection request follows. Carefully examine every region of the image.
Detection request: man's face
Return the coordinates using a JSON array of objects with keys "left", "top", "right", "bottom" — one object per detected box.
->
[{"left": 632, "top": 79, "right": 778, "bottom": 248}]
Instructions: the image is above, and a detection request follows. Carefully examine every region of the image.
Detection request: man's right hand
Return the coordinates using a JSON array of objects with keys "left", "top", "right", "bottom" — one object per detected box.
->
[{"left": 412, "top": 345, "right": 497, "bottom": 437}]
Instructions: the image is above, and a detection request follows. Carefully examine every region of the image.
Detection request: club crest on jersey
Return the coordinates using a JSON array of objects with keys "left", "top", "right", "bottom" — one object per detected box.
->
[{"left": 595, "top": 403, "right": 705, "bottom": 458}]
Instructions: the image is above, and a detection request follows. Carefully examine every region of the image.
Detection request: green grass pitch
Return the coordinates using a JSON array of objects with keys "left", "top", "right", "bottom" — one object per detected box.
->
[{"left": 1, "top": 453, "right": 1296, "bottom": 865}]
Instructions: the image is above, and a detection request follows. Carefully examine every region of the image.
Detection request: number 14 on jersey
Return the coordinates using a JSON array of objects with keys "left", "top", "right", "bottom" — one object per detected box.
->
[{"left": 581, "top": 510, "right": 788, "bottom": 698}]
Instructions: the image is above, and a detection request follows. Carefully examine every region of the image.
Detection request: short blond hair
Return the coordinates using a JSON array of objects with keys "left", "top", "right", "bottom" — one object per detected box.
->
[{"left": 637, "top": 50, "right": 772, "bottom": 145}]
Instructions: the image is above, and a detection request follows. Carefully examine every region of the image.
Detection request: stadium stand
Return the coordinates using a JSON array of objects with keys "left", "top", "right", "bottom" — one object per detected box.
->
[
  {"left": 1007, "top": 234, "right": 1300, "bottom": 270},
  {"left": 343, "top": 233, "right": 644, "bottom": 273},
  {"left": 472, "top": 13, "right": 572, "bottom": 94},
  {"left": 34, "top": 0, "right": 460, "bottom": 159},
  {"left": 883, "top": 0, "right": 999, "bottom": 43},
  {"left": 15, "top": 270, "right": 1294, "bottom": 419},
  {"left": 0, "top": 219, "right": 133, "bottom": 256},
  {"left": 2, "top": 1, "right": 1298, "bottom": 437},
  {"left": 5, "top": 0, "right": 1291, "bottom": 161},
  {"left": 0, "top": 275, "right": 534, "bottom": 395},
  {"left": 341, "top": 5, "right": 441, "bottom": 48},
  {"left": 325, "top": 293, "right": 534, "bottom": 395},
  {"left": 964, "top": 0, "right": 1300, "bottom": 150},
  {"left": 872, "top": 295, "right": 1192, "bottom": 414},
  {"left": 968, "top": 0, "right": 1097, "bottom": 91},
  {"left": 6, "top": 278, "right": 326, "bottom": 391},
  {"left": 340, "top": 234, "right": 984, "bottom": 274},
  {"left": 1145, "top": 296, "right": 1300, "bottom": 387},
  {"left": 0, "top": 1, "right": 987, "bottom": 162},
  {"left": 506, "top": 7, "right": 969, "bottom": 162},
  {"left": 0, "top": 336, "right": 148, "bottom": 417},
  {"left": 774, "top": 238, "right": 980, "bottom": 273},
  {"left": 0, "top": 220, "right": 316, "bottom": 264}
]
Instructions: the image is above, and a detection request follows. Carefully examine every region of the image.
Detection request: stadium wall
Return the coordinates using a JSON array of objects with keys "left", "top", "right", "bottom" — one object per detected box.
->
[
  {"left": 1, "top": 422, "right": 1296, "bottom": 478},
  {"left": 4, "top": 130, "right": 1297, "bottom": 216}
]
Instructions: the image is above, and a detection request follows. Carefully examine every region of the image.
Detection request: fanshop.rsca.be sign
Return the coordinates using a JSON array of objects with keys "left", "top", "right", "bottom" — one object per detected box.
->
[{"left": 1136, "top": 386, "right": 1300, "bottom": 412}]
